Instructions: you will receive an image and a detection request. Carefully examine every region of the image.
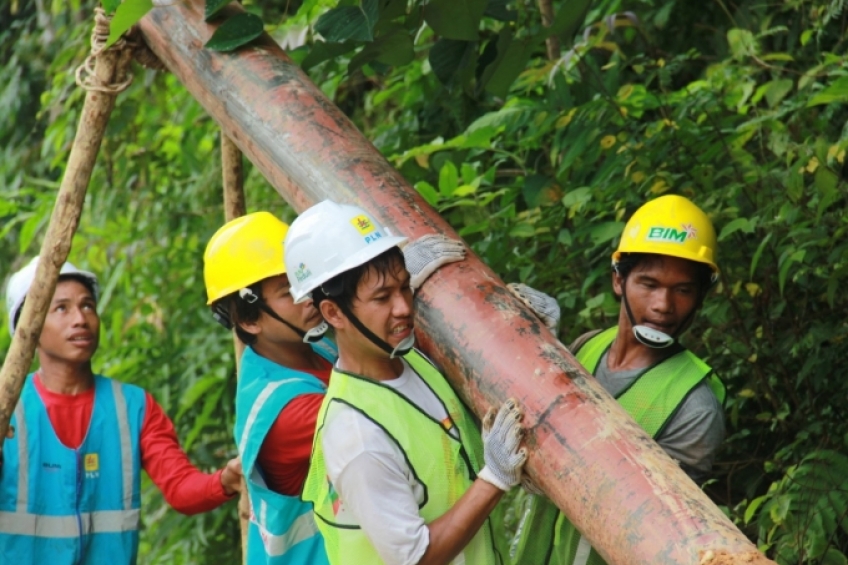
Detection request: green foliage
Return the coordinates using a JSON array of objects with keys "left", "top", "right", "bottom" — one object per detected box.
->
[
  {"left": 748, "top": 450, "right": 848, "bottom": 565},
  {"left": 4, "top": 0, "right": 848, "bottom": 562},
  {"left": 106, "top": 0, "right": 153, "bottom": 48},
  {"left": 205, "top": 12, "right": 265, "bottom": 51}
]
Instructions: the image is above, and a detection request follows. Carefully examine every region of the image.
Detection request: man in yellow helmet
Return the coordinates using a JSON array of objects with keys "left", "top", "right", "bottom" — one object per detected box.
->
[
  {"left": 204, "top": 212, "right": 337, "bottom": 565},
  {"left": 203, "top": 210, "right": 470, "bottom": 565},
  {"left": 512, "top": 194, "right": 726, "bottom": 565}
]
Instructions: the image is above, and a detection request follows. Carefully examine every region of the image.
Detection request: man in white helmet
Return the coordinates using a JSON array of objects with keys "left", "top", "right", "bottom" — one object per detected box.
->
[
  {"left": 285, "top": 200, "right": 528, "bottom": 565},
  {"left": 0, "top": 256, "right": 242, "bottom": 564}
]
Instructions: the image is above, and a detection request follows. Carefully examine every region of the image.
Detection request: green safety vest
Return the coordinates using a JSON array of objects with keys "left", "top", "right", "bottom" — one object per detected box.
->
[
  {"left": 302, "top": 350, "right": 507, "bottom": 565},
  {"left": 513, "top": 327, "right": 725, "bottom": 565}
]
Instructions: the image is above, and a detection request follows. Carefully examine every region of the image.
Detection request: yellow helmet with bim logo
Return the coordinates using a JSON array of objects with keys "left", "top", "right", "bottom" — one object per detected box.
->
[
  {"left": 612, "top": 194, "right": 719, "bottom": 274},
  {"left": 203, "top": 212, "right": 289, "bottom": 305}
]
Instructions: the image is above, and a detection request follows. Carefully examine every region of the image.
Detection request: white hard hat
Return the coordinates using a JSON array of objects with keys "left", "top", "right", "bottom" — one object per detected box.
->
[
  {"left": 5, "top": 256, "right": 100, "bottom": 335},
  {"left": 284, "top": 201, "right": 408, "bottom": 304}
]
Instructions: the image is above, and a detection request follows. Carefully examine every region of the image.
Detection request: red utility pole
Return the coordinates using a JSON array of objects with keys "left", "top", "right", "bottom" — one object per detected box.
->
[{"left": 139, "top": 4, "right": 772, "bottom": 564}]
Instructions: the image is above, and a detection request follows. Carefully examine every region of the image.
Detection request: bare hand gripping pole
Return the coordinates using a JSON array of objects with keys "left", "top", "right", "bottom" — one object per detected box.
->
[{"left": 138, "top": 3, "right": 774, "bottom": 564}]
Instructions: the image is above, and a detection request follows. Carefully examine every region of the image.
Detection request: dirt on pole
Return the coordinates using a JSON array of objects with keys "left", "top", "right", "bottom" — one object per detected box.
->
[{"left": 139, "top": 3, "right": 774, "bottom": 564}]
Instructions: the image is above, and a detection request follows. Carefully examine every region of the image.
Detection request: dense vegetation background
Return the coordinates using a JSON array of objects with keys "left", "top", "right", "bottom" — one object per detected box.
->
[{"left": 1, "top": 0, "right": 847, "bottom": 562}]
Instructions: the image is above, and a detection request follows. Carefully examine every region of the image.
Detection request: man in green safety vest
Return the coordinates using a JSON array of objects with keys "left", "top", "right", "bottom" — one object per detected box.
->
[
  {"left": 284, "top": 200, "right": 528, "bottom": 565},
  {"left": 512, "top": 194, "right": 727, "bottom": 565}
]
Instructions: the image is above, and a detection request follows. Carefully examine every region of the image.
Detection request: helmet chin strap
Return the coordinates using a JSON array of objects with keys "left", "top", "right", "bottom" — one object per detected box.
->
[
  {"left": 620, "top": 278, "right": 676, "bottom": 349},
  {"left": 313, "top": 282, "right": 415, "bottom": 359},
  {"left": 337, "top": 301, "right": 415, "bottom": 359},
  {"left": 239, "top": 288, "right": 328, "bottom": 344}
]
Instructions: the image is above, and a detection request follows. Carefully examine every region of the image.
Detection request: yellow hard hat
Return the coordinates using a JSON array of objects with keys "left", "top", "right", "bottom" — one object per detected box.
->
[
  {"left": 612, "top": 195, "right": 719, "bottom": 274},
  {"left": 203, "top": 212, "right": 289, "bottom": 305}
]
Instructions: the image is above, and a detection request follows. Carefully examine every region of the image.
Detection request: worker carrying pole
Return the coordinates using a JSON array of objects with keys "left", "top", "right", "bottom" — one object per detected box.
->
[
  {"left": 512, "top": 194, "right": 728, "bottom": 565},
  {"left": 287, "top": 200, "right": 526, "bottom": 565}
]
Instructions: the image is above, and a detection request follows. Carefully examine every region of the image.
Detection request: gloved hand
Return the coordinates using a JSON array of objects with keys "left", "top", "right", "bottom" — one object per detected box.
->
[
  {"left": 507, "top": 283, "right": 561, "bottom": 332},
  {"left": 478, "top": 399, "right": 528, "bottom": 491},
  {"left": 403, "top": 234, "right": 466, "bottom": 290}
]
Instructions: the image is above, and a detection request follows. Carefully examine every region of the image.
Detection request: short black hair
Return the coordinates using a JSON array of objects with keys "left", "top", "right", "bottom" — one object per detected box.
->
[
  {"left": 13, "top": 274, "right": 98, "bottom": 330},
  {"left": 615, "top": 253, "right": 715, "bottom": 295},
  {"left": 316, "top": 247, "right": 406, "bottom": 312},
  {"left": 215, "top": 281, "right": 263, "bottom": 345}
]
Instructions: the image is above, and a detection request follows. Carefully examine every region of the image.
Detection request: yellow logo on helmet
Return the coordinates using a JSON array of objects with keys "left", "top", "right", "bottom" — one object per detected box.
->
[{"left": 351, "top": 215, "right": 375, "bottom": 235}]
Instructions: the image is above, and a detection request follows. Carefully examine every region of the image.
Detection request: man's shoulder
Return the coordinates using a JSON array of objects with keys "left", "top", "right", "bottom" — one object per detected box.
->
[{"left": 95, "top": 374, "right": 147, "bottom": 400}]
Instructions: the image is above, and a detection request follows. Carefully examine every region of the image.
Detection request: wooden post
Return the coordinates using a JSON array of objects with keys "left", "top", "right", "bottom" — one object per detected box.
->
[
  {"left": 221, "top": 132, "right": 250, "bottom": 563},
  {"left": 0, "top": 11, "right": 131, "bottom": 449}
]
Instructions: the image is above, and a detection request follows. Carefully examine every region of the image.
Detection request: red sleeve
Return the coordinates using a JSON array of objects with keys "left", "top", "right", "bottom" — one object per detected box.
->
[
  {"left": 256, "top": 392, "right": 324, "bottom": 496},
  {"left": 140, "top": 393, "right": 235, "bottom": 515}
]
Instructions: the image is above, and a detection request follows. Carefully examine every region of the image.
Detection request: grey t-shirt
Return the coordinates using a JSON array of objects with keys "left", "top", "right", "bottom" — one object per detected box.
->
[{"left": 586, "top": 346, "right": 725, "bottom": 482}]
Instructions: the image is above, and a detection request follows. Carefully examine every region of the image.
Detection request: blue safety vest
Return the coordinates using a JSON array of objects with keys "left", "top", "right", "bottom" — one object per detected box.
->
[
  {"left": 0, "top": 374, "right": 145, "bottom": 565},
  {"left": 234, "top": 341, "right": 337, "bottom": 565}
]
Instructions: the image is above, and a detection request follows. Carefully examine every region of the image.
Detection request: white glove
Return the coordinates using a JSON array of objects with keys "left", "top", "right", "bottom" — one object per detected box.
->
[
  {"left": 478, "top": 399, "right": 527, "bottom": 491},
  {"left": 403, "top": 234, "right": 466, "bottom": 290},
  {"left": 507, "top": 283, "right": 561, "bottom": 332}
]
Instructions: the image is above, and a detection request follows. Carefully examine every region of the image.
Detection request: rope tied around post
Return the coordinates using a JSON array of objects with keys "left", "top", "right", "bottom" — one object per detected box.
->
[{"left": 75, "top": 7, "right": 134, "bottom": 94}]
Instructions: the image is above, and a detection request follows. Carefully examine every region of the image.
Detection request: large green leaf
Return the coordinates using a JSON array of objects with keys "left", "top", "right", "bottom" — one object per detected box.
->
[
  {"left": 808, "top": 76, "right": 848, "bottom": 107},
  {"left": 483, "top": 0, "right": 517, "bottom": 22},
  {"left": 429, "top": 38, "right": 475, "bottom": 85},
  {"left": 105, "top": 0, "right": 153, "bottom": 49},
  {"left": 205, "top": 13, "right": 264, "bottom": 52},
  {"left": 349, "top": 27, "right": 414, "bottom": 71},
  {"left": 302, "top": 40, "right": 358, "bottom": 70},
  {"left": 423, "top": 0, "right": 487, "bottom": 41},
  {"left": 315, "top": 0, "right": 380, "bottom": 42},
  {"left": 542, "top": 0, "right": 592, "bottom": 39},
  {"left": 478, "top": 30, "right": 535, "bottom": 98},
  {"left": 102, "top": 0, "right": 122, "bottom": 14},
  {"left": 204, "top": 0, "right": 231, "bottom": 21}
]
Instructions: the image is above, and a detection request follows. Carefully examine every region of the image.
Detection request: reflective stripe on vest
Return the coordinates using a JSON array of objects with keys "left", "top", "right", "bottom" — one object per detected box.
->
[
  {"left": 0, "top": 509, "right": 141, "bottom": 536},
  {"left": 0, "top": 375, "right": 144, "bottom": 564},
  {"left": 235, "top": 344, "right": 334, "bottom": 565},
  {"left": 303, "top": 349, "right": 507, "bottom": 565}
]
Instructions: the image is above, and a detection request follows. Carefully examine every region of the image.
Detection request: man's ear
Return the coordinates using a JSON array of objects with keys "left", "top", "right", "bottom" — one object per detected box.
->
[
  {"left": 612, "top": 270, "right": 624, "bottom": 298},
  {"left": 320, "top": 299, "right": 347, "bottom": 330},
  {"left": 238, "top": 319, "right": 262, "bottom": 336}
]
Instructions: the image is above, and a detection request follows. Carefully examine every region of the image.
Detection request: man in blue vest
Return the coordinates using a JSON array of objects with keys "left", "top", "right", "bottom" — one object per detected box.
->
[
  {"left": 203, "top": 211, "right": 469, "bottom": 565},
  {"left": 285, "top": 200, "right": 529, "bottom": 565},
  {"left": 511, "top": 194, "right": 727, "bottom": 565},
  {"left": 1, "top": 257, "right": 242, "bottom": 565}
]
